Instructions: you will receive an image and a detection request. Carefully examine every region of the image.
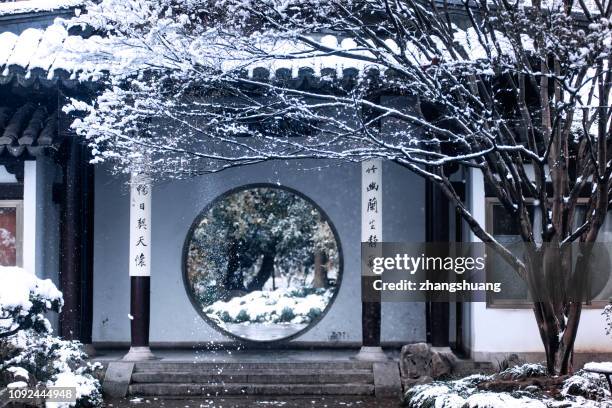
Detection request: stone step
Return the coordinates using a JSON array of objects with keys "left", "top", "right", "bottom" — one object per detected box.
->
[
  {"left": 133, "top": 361, "right": 373, "bottom": 372},
  {"left": 128, "top": 382, "right": 375, "bottom": 396},
  {"left": 131, "top": 369, "right": 374, "bottom": 384}
]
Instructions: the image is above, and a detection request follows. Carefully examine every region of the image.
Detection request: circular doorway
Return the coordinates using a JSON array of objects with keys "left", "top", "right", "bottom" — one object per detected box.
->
[{"left": 183, "top": 185, "right": 342, "bottom": 342}]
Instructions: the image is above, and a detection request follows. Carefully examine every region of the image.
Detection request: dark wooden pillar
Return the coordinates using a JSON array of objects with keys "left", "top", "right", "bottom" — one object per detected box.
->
[
  {"left": 80, "top": 144, "right": 95, "bottom": 346},
  {"left": 130, "top": 276, "right": 151, "bottom": 347},
  {"left": 59, "top": 139, "right": 94, "bottom": 344},
  {"left": 362, "top": 299, "right": 381, "bottom": 346},
  {"left": 59, "top": 138, "right": 83, "bottom": 340},
  {"left": 425, "top": 177, "right": 450, "bottom": 348}
]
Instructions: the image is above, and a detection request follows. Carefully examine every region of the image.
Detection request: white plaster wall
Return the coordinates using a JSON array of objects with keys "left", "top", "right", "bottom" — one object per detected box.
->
[
  {"left": 467, "top": 169, "right": 612, "bottom": 361},
  {"left": 0, "top": 166, "right": 17, "bottom": 183},
  {"left": 93, "top": 160, "right": 426, "bottom": 345},
  {"left": 22, "top": 158, "right": 61, "bottom": 330},
  {"left": 23, "top": 161, "right": 36, "bottom": 274}
]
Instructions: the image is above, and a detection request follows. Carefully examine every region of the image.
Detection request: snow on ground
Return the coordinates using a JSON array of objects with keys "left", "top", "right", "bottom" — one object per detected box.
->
[
  {"left": 584, "top": 362, "right": 612, "bottom": 373},
  {"left": 204, "top": 287, "right": 333, "bottom": 325}
]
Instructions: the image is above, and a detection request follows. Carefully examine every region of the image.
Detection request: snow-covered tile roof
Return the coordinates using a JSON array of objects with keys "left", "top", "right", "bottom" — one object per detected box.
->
[
  {"left": 0, "top": 102, "right": 60, "bottom": 157},
  {"left": 0, "top": 0, "right": 84, "bottom": 17},
  {"left": 0, "top": 26, "right": 380, "bottom": 86},
  {"left": 0, "top": 25, "right": 102, "bottom": 85}
]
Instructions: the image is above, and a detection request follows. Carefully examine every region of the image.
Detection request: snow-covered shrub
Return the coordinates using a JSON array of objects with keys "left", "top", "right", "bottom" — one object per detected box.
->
[
  {"left": 404, "top": 365, "right": 611, "bottom": 408},
  {"left": 562, "top": 370, "right": 610, "bottom": 401},
  {"left": 0, "top": 266, "right": 62, "bottom": 338},
  {"left": 0, "top": 267, "right": 102, "bottom": 407},
  {"left": 204, "top": 287, "right": 333, "bottom": 325},
  {"left": 602, "top": 303, "right": 612, "bottom": 336},
  {"left": 278, "top": 307, "right": 296, "bottom": 323},
  {"left": 496, "top": 363, "right": 547, "bottom": 380}
]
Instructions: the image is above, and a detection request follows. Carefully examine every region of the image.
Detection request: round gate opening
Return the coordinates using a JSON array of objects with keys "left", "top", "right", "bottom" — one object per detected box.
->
[{"left": 184, "top": 185, "right": 342, "bottom": 342}]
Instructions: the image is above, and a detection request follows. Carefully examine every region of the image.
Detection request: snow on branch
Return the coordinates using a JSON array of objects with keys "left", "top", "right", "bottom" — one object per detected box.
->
[{"left": 59, "top": 0, "right": 611, "bottom": 251}]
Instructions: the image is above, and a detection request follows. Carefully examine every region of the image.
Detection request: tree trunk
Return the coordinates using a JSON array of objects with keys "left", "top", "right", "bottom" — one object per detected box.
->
[
  {"left": 246, "top": 252, "right": 275, "bottom": 291},
  {"left": 223, "top": 240, "right": 244, "bottom": 291},
  {"left": 313, "top": 251, "right": 327, "bottom": 288},
  {"left": 528, "top": 244, "right": 585, "bottom": 375},
  {"left": 533, "top": 300, "right": 581, "bottom": 375}
]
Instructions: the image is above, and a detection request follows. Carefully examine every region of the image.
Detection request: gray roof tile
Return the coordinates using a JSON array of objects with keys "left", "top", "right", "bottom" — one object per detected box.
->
[{"left": 0, "top": 102, "right": 58, "bottom": 157}]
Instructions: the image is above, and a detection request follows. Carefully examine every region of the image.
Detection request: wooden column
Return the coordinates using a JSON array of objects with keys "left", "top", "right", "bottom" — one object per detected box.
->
[
  {"left": 59, "top": 140, "right": 95, "bottom": 354},
  {"left": 357, "top": 159, "right": 387, "bottom": 361},
  {"left": 123, "top": 172, "right": 156, "bottom": 361},
  {"left": 80, "top": 144, "right": 95, "bottom": 353},
  {"left": 59, "top": 138, "right": 82, "bottom": 340},
  {"left": 425, "top": 177, "right": 450, "bottom": 348}
]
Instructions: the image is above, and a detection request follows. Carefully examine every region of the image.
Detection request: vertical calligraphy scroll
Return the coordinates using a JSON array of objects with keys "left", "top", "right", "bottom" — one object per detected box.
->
[
  {"left": 362, "top": 159, "right": 382, "bottom": 247},
  {"left": 358, "top": 158, "right": 385, "bottom": 355},
  {"left": 129, "top": 173, "right": 151, "bottom": 277}
]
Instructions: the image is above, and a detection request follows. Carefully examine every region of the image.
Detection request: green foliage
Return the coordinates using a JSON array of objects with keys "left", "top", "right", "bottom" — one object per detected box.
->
[
  {"left": 0, "top": 268, "right": 102, "bottom": 407},
  {"left": 194, "top": 284, "right": 221, "bottom": 305},
  {"left": 235, "top": 309, "right": 250, "bottom": 323},
  {"left": 307, "top": 307, "right": 322, "bottom": 320},
  {"left": 219, "top": 311, "right": 232, "bottom": 323},
  {"left": 187, "top": 187, "right": 339, "bottom": 304},
  {"left": 278, "top": 307, "right": 296, "bottom": 322},
  {"left": 288, "top": 287, "right": 326, "bottom": 298}
]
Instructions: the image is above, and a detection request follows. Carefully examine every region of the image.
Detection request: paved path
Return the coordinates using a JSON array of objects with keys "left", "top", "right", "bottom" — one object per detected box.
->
[{"left": 106, "top": 396, "right": 402, "bottom": 408}]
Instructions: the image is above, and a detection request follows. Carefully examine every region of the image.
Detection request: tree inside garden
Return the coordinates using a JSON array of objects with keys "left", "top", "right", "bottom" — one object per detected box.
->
[
  {"left": 186, "top": 187, "right": 339, "bottom": 305},
  {"left": 184, "top": 187, "right": 340, "bottom": 340}
]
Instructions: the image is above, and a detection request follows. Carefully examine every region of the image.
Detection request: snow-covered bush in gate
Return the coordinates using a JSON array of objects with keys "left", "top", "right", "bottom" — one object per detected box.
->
[
  {"left": 602, "top": 303, "right": 612, "bottom": 336},
  {"left": 0, "top": 267, "right": 102, "bottom": 407},
  {"left": 204, "top": 287, "right": 333, "bottom": 325}
]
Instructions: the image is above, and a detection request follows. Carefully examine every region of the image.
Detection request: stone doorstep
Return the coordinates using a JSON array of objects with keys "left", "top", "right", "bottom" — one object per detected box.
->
[
  {"left": 128, "top": 382, "right": 376, "bottom": 396},
  {"left": 103, "top": 362, "right": 134, "bottom": 399},
  {"left": 131, "top": 370, "right": 374, "bottom": 384},
  {"left": 103, "top": 360, "right": 402, "bottom": 399},
  {"left": 131, "top": 361, "right": 374, "bottom": 371},
  {"left": 373, "top": 362, "right": 403, "bottom": 399}
]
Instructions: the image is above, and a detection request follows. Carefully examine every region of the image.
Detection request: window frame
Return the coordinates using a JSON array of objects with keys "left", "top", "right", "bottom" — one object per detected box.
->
[
  {"left": 484, "top": 197, "right": 607, "bottom": 309},
  {"left": 0, "top": 199, "right": 24, "bottom": 268}
]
